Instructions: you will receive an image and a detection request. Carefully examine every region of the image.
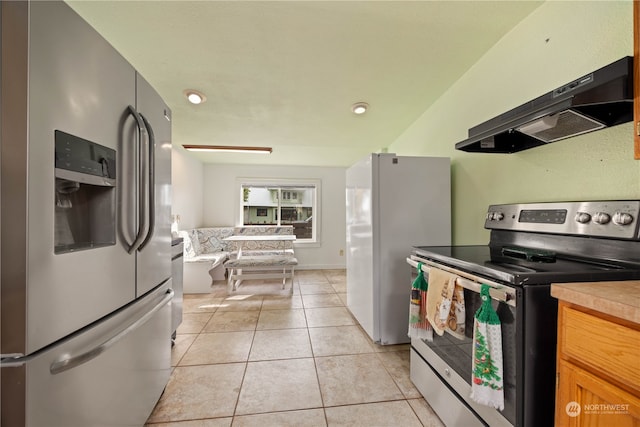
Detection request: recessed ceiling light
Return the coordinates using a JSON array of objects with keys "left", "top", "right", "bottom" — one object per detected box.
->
[
  {"left": 184, "top": 89, "right": 207, "bottom": 105},
  {"left": 182, "top": 145, "right": 272, "bottom": 154},
  {"left": 352, "top": 102, "right": 369, "bottom": 115}
]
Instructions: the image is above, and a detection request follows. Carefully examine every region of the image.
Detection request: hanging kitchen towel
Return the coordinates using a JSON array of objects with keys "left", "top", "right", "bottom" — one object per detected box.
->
[
  {"left": 426, "top": 267, "right": 456, "bottom": 336},
  {"left": 408, "top": 262, "right": 433, "bottom": 341},
  {"left": 470, "top": 284, "right": 504, "bottom": 410},
  {"left": 445, "top": 284, "right": 466, "bottom": 340}
]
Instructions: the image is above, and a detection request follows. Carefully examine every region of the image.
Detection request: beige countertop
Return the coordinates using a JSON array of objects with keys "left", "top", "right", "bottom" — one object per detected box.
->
[{"left": 550, "top": 280, "right": 640, "bottom": 324}]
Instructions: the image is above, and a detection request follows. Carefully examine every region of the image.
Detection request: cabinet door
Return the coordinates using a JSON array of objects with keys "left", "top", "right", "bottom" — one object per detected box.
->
[{"left": 556, "top": 359, "right": 640, "bottom": 427}]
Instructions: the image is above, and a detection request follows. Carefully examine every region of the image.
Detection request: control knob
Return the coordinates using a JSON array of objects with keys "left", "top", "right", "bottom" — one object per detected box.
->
[
  {"left": 613, "top": 212, "right": 634, "bottom": 226},
  {"left": 574, "top": 212, "right": 591, "bottom": 224},
  {"left": 593, "top": 212, "right": 611, "bottom": 225}
]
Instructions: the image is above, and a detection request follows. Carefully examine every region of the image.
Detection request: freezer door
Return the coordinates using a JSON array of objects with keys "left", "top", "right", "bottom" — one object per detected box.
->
[
  {"left": 1, "top": 282, "right": 173, "bottom": 427},
  {"left": 134, "top": 73, "right": 172, "bottom": 296},
  {"left": 3, "top": 1, "right": 138, "bottom": 356},
  {"left": 376, "top": 155, "right": 451, "bottom": 344}
]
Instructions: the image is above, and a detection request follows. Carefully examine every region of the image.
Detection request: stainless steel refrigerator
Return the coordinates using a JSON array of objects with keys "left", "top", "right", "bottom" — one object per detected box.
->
[
  {"left": 345, "top": 153, "right": 451, "bottom": 345},
  {"left": 1, "top": 2, "right": 173, "bottom": 425}
]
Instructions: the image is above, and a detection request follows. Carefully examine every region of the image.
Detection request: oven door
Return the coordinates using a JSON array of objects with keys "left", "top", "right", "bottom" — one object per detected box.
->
[{"left": 408, "top": 257, "right": 518, "bottom": 427}]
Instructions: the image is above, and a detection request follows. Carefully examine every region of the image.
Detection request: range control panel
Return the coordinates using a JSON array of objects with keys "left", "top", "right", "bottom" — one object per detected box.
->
[{"left": 485, "top": 201, "right": 640, "bottom": 240}]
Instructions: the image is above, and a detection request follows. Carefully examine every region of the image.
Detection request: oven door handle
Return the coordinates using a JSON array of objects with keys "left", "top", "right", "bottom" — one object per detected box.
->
[{"left": 407, "top": 256, "right": 517, "bottom": 307}]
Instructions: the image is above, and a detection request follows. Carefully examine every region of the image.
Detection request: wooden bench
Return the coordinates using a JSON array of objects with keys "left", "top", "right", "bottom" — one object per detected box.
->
[{"left": 224, "top": 255, "right": 298, "bottom": 294}]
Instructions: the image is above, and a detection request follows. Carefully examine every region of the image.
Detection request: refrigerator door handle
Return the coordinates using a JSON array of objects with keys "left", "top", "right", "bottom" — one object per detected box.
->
[
  {"left": 125, "top": 105, "right": 149, "bottom": 254},
  {"left": 137, "top": 113, "right": 155, "bottom": 251},
  {"left": 49, "top": 289, "right": 174, "bottom": 375}
]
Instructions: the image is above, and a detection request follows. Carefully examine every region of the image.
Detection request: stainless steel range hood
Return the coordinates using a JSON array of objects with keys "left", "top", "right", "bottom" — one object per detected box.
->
[{"left": 455, "top": 56, "right": 633, "bottom": 153}]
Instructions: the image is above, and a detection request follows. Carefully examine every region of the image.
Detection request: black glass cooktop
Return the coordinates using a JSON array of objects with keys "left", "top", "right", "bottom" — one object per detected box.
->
[{"left": 413, "top": 245, "right": 640, "bottom": 286}]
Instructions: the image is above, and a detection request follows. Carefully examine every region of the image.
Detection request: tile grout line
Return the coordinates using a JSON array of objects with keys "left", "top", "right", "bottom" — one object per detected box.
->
[
  {"left": 229, "top": 297, "right": 259, "bottom": 421},
  {"left": 306, "top": 273, "right": 331, "bottom": 426}
]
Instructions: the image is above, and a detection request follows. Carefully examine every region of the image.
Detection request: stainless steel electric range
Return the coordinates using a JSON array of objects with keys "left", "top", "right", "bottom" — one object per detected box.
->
[{"left": 407, "top": 201, "right": 640, "bottom": 427}]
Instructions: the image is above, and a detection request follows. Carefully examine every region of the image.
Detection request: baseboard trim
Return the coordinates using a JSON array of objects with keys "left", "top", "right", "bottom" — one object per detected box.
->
[{"left": 296, "top": 264, "right": 346, "bottom": 270}]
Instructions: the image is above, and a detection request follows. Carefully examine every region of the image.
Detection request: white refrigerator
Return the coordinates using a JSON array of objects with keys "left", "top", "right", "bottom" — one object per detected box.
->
[{"left": 346, "top": 153, "right": 451, "bottom": 345}]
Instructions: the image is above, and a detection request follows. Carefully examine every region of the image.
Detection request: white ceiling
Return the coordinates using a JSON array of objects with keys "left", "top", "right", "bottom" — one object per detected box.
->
[{"left": 66, "top": 1, "right": 542, "bottom": 167}]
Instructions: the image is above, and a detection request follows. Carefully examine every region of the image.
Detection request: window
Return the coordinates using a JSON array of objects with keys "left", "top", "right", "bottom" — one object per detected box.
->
[
  {"left": 239, "top": 179, "right": 319, "bottom": 242},
  {"left": 282, "top": 191, "right": 298, "bottom": 201}
]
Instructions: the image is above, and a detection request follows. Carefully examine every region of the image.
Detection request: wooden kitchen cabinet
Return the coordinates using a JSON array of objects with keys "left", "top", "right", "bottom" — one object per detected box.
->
[
  {"left": 557, "top": 359, "right": 640, "bottom": 427},
  {"left": 554, "top": 301, "right": 640, "bottom": 427}
]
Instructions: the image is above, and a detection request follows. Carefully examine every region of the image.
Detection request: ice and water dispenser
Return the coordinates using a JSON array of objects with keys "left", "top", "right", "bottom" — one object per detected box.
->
[{"left": 54, "top": 130, "right": 116, "bottom": 253}]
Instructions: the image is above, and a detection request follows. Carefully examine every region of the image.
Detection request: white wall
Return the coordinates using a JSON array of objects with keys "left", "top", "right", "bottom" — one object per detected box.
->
[
  {"left": 171, "top": 146, "right": 204, "bottom": 229},
  {"left": 389, "top": 0, "right": 639, "bottom": 245},
  {"left": 203, "top": 163, "right": 346, "bottom": 269}
]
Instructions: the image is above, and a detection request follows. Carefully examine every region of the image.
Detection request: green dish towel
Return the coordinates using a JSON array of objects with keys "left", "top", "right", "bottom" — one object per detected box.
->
[
  {"left": 470, "top": 284, "right": 504, "bottom": 410},
  {"left": 408, "top": 262, "right": 433, "bottom": 341}
]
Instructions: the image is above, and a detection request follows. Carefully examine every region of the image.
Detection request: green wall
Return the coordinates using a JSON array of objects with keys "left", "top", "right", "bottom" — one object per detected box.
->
[{"left": 389, "top": 0, "right": 639, "bottom": 245}]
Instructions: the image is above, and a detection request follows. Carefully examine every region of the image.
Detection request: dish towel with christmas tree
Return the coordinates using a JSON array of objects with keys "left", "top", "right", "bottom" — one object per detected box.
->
[
  {"left": 408, "top": 262, "right": 433, "bottom": 341},
  {"left": 470, "top": 284, "right": 504, "bottom": 410}
]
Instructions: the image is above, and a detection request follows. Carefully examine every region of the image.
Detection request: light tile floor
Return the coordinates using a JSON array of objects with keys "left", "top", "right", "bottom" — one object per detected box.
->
[{"left": 146, "top": 270, "right": 445, "bottom": 427}]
